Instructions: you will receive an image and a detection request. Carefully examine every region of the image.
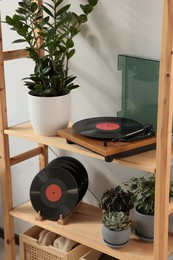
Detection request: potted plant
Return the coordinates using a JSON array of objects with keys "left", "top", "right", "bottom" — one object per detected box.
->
[
  {"left": 99, "top": 185, "right": 134, "bottom": 214},
  {"left": 124, "top": 175, "right": 173, "bottom": 240},
  {"left": 5, "top": 0, "right": 99, "bottom": 136},
  {"left": 102, "top": 211, "right": 131, "bottom": 248}
]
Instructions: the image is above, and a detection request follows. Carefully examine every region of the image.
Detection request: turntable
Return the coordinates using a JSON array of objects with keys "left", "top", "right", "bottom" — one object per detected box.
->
[{"left": 58, "top": 117, "right": 156, "bottom": 162}]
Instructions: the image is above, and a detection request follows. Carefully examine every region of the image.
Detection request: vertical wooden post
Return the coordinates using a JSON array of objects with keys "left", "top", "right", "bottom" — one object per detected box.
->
[
  {"left": 39, "top": 144, "right": 48, "bottom": 170},
  {"left": 36, "top": 0, "right": 47, "bottom": 172},
  {"left": 154, "top": 0, "right": 173, "bottom": 259},
  {"left": 0, "top": 17, "right": 16, "bottom": 260}
]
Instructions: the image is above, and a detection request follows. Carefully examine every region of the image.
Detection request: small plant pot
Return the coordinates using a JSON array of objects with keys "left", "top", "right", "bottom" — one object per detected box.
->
[
  {"left": 102, "top": 225, "right": 131, "bottom": 248},
  {"left": 134, "top": 208, "right": 154, "bottom": 240}
]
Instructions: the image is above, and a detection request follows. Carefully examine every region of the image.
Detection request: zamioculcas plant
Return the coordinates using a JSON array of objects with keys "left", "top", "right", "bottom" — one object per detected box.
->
[{"left": 5, "top": 0, "right": 99, "bottom": 96}]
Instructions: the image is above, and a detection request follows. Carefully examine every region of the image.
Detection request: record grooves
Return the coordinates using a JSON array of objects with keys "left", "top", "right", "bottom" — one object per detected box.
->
[
  {"left": 72, "top": 117, "right": 145, "bottom": 140},
  {"left": 30, "top": 157, "right": 88, "bottom": 221}
]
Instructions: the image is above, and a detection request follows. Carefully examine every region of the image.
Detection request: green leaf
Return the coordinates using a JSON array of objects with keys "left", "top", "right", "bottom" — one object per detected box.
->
[
  {"left": 17, "top": 15, "right": 26, "bottom": 22},
  {"left": 12, "top": 39, "right": 26, "bottom": 43},
  {"left": 88, "top": 0, "right": 99, "bottom": 6},
  {"left": 36, "top": 7, "right": 43, "bottom": 18},
  {"left": 67, "top": 49, "right": 75, "bottom": 59},
  {"left": 44, "top": 2, "right": 54, "bottom": 11},
  {"left": 16, "top": 7, "right": 26, "bottom": 15},
  {"left": 54, "top": 15, "right": 71, "bottom": 31},
  {"left": 65, "top": 75, "right": 76, "bottom": 85},
  {"left": 70, "top": 26, "right": 79, "bottom": 36},
  {"left": 30, "top": 2, "right": 38, "bottom": 13},
  {"left": 67, "top": 84, "right": 79, "bottom": 90},
  {"left": 40, "top": 16, "right": 49, "bottom": 26},
  {"left": 70, "top": 12, "right": 79, "bottom": 24},
  {"left": 38, "top": 31, "right": 47, "bottom": 38},
  {"left": 42, "top": 5, "right": 54, "bottom": 18},
  {"left": 80, "top": 4, "right": 93, "bottom": 15},
  {"left": 66, "top": 39, "right": 74, "bottom": 48},
  {"left": 57, "top": 31, "right": 69, "bottom": 43},
  {"left": 43, "top": 66, "right": 52, "bottom": 75},
  {"left": 46, "top": 28, "right": 56, "bottom": 41},
  {"left": 55, "top": 0, "right": 64, "bottom": 9},
  {"left": 35, "top": 83, "right": 44, "bottom": 90},
  {"left": 5, "top": 16, "right": 14, "bottom": 26},
  {"left": 56, "top": 4, "right": 71, "bottom": 17},
  {"left": 13, "top": 14, "right": 20, "bottom": 23},
  {"left": 78, "top": 14, "right": 87, "bottom": 24},
  {"left": 18, "top": 1, "right": 27, "bottom": 8}
]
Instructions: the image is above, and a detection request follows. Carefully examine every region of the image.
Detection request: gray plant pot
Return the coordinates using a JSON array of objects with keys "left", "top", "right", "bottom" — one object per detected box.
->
[
  {"left": 134, "top": 208, "right": 154, "bottom": 240},
  {"left": 102, "top": 225, "right": 131, "bottom": 248}
]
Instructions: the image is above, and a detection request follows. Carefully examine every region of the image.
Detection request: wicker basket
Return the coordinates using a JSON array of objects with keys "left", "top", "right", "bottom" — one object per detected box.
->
[{"left": 20, "top": 226, "right": 90, "bottom": 260}]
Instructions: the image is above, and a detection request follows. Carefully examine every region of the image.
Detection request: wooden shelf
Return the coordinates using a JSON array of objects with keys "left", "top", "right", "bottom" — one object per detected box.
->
[
  {"left": 9, "top": 201, "right": 173, "bottom": 260},
  {"left": 5, "top": 121, "right": 173, "bottom": 173},
  {"left": 1, "top": 1, "right": 173, "bottom": 259}
]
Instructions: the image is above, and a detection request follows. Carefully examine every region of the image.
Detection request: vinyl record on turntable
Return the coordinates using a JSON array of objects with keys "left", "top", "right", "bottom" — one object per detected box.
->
[
  {"left": 30, "top": 166, "right": 79, "bottom": 220},
  {"left": 72, "top": 117, "right": 144, "bottom": 140}
]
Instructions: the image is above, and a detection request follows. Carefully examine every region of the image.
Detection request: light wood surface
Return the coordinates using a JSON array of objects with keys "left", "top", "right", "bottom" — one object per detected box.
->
[
  {"left": 4, "top": 121, "right": 170, "bottom": 173},
  {"left": 10, "top": 147, "right": 42, "bottom": 166},
  {"left": 3, "top": 49, "right": 28, "bottom": 61},
  {"left": 0, "top": 16, "right": 16, "bottom": 260},
  {"left": 154, "top": 0, "right": 173, "bottom": 259},
  {"left": 58, "top": 128, "right": 156, "bottom": 157},
  {"left": 10, "top": 201, "right": 173, "bottom": 260}
]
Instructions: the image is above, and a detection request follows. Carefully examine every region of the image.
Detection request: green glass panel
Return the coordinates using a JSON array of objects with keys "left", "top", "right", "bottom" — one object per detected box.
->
[{"left": 117, "top": 55, "right": 159, "bottom": 131}]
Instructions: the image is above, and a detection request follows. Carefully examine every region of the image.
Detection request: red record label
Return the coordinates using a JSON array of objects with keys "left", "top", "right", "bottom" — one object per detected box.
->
[
  {"left": 96, "top": 122, "right": 120, "bottom": 131},
  {"left": 46, "top": 184, "right": 62, "bottom": 202}
]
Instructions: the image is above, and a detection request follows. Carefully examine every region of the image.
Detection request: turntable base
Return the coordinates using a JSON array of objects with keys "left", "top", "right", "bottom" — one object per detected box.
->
[{"left": 58, "top": 128, "right": 156, "bottom": 162}]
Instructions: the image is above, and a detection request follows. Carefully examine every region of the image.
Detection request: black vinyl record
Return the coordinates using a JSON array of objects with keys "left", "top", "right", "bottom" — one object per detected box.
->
[
  {"left": 49, "top": 157, "right": 88, "bottom": 201},
  {"left": 49, "top": 161, "right": 85, "bottom": 202},
  {"left": 72, "top": 117, "right": 144, "bottom": 140},
  {"left": 30, "top": 167, "right": 79, "bottom": 220}
]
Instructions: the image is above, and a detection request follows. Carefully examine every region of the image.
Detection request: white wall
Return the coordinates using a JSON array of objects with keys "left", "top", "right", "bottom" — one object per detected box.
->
[{"left": 0, "top": 0, "right": 163, "bottom": 233}]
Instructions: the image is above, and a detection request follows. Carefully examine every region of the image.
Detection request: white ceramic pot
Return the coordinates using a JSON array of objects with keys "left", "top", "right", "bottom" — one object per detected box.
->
[{"left": 28, "top": 92, "right": 70, "bottom": 136}]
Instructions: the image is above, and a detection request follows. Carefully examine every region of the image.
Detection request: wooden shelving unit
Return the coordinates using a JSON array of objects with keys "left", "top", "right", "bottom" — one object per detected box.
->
[{"left": 1, "top": 1, "right": 173, "bottom": 260}]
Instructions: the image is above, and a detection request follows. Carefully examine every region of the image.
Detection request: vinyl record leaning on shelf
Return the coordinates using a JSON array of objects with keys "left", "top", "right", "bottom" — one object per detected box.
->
[
  {"left": 72, "top": 117, "right": 144, "bottom": 140},
  {"left": 30, "top": 157, "right": 88, "bottom": 221},
  {"left": 49, "top": 156, "right": 88, "bottom": 202}
]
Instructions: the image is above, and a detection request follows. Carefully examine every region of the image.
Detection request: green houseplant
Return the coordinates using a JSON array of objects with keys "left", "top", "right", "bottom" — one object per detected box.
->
[
  {"left": 124, "top": 175, "right": 173, "bottom": 240},
  {"left": 6, "top": 0, "right": 99, "bottom": 135},
  {"left": 102, "top": 211, "right": 131, "bottom": 248},
  {"left": 99, "top": 185, "right": 134, "bottom": 214}
]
